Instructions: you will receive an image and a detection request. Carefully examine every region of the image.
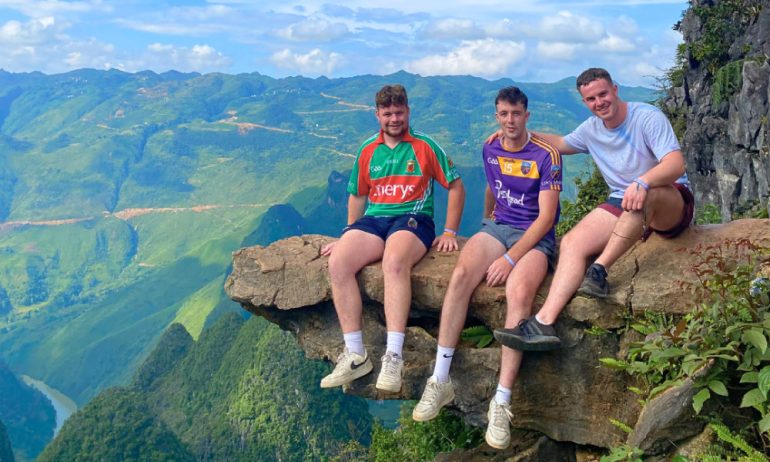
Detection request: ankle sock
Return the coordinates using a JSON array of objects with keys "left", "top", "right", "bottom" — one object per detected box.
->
[
  {"left": 343, "top": 331, "right": 365, "bottom": 357},
  {"left": 534, "top": 314, "right": 551, "bottom": 326},
  {"left": 432, "top": 345, "right": 455, "bottom": 383},
  {"left": 386, "top": 331, "right": 405, "bottom": 357},
  {"left": 495, "top": 384, "right": 512, "bottom": 405}
]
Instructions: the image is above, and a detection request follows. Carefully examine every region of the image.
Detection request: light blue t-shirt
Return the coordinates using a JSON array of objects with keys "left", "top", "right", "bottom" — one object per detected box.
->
[{"left": 563, "top": 102, "right": 689, "bottom": 198}]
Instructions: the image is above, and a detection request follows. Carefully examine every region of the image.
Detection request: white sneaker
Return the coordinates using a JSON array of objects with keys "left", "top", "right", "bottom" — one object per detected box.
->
[
  {"left": 319, "top": 349, "right": 373, "bottom": 388},
  {"left": 485, "top": 398, "right": 513, "bottom": 449},
  {"left": 412, "top": 376, "right": 455, "bottom": 421},
  {"left": 375, "top": 351, "right": 403, "bottom": 392}
]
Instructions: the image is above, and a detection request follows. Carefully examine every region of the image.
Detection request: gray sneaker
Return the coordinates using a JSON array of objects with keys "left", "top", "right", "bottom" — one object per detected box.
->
[
  {"left": 493, "top": 316, "right": 561, "bottom": 351},
  {"left": 319, "top": 349, "right": 372, "bottom": 388},
  {"left": 375, "top": 351, "right": 403, "bottom": 392},
  {"left": 578, "top": 263, "right": 609, "bottom": 298},
  {"left": 412, "top": 377, "right": 455, "bottom": 421},
  {"left": 485, "top": 398, "right": 512, "bottom": 449}
]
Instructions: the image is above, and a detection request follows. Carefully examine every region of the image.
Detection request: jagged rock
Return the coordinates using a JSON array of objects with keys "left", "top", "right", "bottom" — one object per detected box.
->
[
  {"left": 225, "top": 219, "right": 770, "bottom": 453},
  {"left": 671, "top": 0, "right": 770, "bottom": 218}
]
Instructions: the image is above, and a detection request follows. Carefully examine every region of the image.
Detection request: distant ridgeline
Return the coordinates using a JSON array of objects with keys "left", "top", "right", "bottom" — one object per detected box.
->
[
  {"left": 0, "top": 69, "right": 655, "bottom": 454},
  {"left": 37, "top": 314, "right": 371, "bottom": 462},
  {"left": 0, "top": 361, "right": 54, "bottom": 462}
]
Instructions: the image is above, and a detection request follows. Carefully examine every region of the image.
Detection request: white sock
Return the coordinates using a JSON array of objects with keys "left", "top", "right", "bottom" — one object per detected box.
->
[
  {"left": 432, "top": 345, "right": 455, "bottom": 383},
  {"left": 534, "top": 313, "right": 551, "bottom": 326},
  {"left": 386, "top": 331, "right": 405, "bottom": 357},
  {"left": 343, "top": 331, "right": 365, "bottom": 357},
  {"left": 495, "top": 384, "right": 512, "bottom": 405}
]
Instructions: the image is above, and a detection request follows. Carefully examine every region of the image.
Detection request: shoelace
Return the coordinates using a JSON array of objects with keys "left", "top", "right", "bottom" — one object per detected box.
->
[
  {"left": 491, "top": 402, "right": 513, "bottom": 427},
  {"left": 381, "top": 354, "right": 401, "bottom": 375},
  {"left": 421, "top": 381, "right": 442, "bottom": 404}
]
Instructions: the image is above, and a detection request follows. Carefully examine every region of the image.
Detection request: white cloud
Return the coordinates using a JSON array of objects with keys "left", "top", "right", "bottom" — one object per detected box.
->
[
  {"left": 406, "top": 38, "right": 525, "bottom": 77},
  {"left": 276, "top": 17, "right": 349, "bottom": 41},
  {"left": 0, "top": 16, "right": 58, "bottom": 45},
  {"left": 126, "top": 43, "right": 231, "bottom": 73},
  {"left": 533, "top": 11, "right": 605, "bottom": 43},
  {"left": 596, "top": 34, "right": 636, "bottom": 53},
  {"left": 536, "top": 41, "right": 579, "bottom": 60},
  {"left": 421, "top": 18, "right": 483, "bottom": 40},
  {"left": 0, "top": 0, "right": 108, "bottom": 18},
  {"left": 270, "top": 48, "right": 344, "bottom": 76}
]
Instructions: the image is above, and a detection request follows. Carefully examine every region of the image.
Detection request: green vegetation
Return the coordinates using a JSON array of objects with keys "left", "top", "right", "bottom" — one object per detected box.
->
[
  {"left": 43, "top": 314, "right": 373, "bottom": 461},
  {"left": 0, "top": 361, "right": 54, "bottom": 462},
  {"left": 712, "top": 60, "right": 744, "bottom": 106},
  {"left": 600, "top": 238, "right": 770, "bottom": 457},
  {"left": 556, "top": 167, "right": 609, "bottom": 236},
  {"left": 696, "top": 203, "right": 723, "bottom": 225}
]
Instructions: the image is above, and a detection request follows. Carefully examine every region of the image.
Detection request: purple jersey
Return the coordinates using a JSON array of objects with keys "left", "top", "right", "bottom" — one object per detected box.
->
[{"left": 483, "top": 133, "right": 562, "bottom": 241}]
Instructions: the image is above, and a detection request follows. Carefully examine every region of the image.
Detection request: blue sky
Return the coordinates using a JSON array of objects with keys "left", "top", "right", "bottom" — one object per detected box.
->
[{"left": 0, "top": 0, "right": 688, "bottom": 86}]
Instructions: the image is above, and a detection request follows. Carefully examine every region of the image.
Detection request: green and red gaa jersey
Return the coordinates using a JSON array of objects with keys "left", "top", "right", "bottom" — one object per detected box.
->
[{"left": 347, "top": 128, "right": 460, "bottom": 217}]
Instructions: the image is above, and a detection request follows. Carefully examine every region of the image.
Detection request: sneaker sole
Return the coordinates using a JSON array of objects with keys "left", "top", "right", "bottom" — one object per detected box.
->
[
  {"left": 577, "top": 282, "right": 609, "bottom": 298},
  {"left": 485, "top": 431, "right": 510, "bottom": 450},
  {"left": 493, "top": 330, "right": 561, "bottom": 352},
  {"left": 375, "top": 376, "right": 402, "bottom": 392},
  {"left": 412, "top": 389, "right": 455, "bottom": 422},
  {"left": 319, "top": 360, "right": 373, "bottom": 388}
]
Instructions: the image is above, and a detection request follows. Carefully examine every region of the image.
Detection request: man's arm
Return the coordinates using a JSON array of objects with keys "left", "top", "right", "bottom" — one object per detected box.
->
[
  {"left": 434, "top": 178, "right": 465, "bottom": 252},
  {"left": 483, "top": 185, "right": 495, "bottom": 219},
  {"left": 321, "top": 194, "right": 367, "bottom": 256},
  {"left": 346, "top": 194, "right": 367, "bottom": 225},
  {"left": 484, "top": 189, "right": 560, "bottom": 286},
  {"left": 530, "top": 132, "right": 579, "bottom": 155},
  {"left": 622, "top": 150, "right": 686, "bottom": 211}
]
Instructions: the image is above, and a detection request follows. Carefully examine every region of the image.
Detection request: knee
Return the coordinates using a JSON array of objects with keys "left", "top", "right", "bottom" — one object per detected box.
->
[
  {"left": 381, "top": 255, "right": 409, "bottom": 278},
  {"left": 328, "top": 255, "right": 356, "bottom": 284}
]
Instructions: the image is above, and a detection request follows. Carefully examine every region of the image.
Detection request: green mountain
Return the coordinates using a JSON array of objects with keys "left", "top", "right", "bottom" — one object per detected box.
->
[
  {"left": 0, "top": 361, "right": 54, "bottom": 462},
  {"left": 0, "top": 421, "right": 14, "bottom": 462},
  {"left": 40, "top": 314, "right": 372, "bottom": 461},
  {"left": 0, "top": 69, "right": 655, "bottom": 434}
]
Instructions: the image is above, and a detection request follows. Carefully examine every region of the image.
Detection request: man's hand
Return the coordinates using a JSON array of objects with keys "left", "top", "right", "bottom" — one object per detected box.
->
[
  {"left": 433, "top": 234, "right": 458, "bottom": 252},
  {"left": 622, "top": 181, "right": 648, "bottom": 211},
  {"left": 321, "top": 241, "right": 337, "bottom": 256},
  {"left": 485, "top": 256, "right": 513, "bottom": 287},
  {"left": 484, "top": 129, "right": 503, "bottom": 144}
]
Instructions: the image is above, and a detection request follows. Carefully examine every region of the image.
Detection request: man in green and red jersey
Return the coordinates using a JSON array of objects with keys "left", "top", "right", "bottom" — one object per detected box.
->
[{"left": 320, "top": 84, "right": 465, "bottom": 393}]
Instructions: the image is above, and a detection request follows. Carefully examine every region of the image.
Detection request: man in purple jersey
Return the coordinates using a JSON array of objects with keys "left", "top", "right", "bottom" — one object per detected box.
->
[{"left": 412, "top": 87, "right": 561, "bottom": 449}]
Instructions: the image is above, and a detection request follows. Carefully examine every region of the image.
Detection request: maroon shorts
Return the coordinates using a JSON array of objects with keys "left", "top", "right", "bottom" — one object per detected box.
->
[{"left": 598, "top": 183, "right": 694, "bottom": 240}]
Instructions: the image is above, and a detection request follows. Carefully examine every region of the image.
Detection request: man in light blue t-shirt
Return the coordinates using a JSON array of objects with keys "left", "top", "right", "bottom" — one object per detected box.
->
[{"left": 493, "top": 67, "right": 695, "bottom": 351}]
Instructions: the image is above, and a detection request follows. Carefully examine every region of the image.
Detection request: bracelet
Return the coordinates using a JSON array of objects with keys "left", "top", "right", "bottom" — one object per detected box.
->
[
  {"left": 443, "top": 228, "right": 457, "bottom": 237},
  {"left": 633, "top": 178, "right": 649, "bottom": 191},
  {"left": 503, "top": 254, "right": 516, "bottom": 267}
]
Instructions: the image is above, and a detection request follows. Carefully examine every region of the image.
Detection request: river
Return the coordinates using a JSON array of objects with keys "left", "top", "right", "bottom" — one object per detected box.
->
[{"left": 21, "top": 375, "right": 78, "bottom": 436}]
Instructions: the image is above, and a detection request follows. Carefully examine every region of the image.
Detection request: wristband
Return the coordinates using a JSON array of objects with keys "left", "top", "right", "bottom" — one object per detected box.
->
[
  {"left": 503, "top": 254, "right": 516, "bottom": 267},
  {"left": 443, "top": 228, "right": 457, "bottom": 237},
  {"left": 633, "top": 178, "right": 649, "bottom": 191}
]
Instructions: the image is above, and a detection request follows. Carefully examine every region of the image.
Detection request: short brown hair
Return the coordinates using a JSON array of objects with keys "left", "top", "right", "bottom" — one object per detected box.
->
[
  {"left": 375, "top": 84, "right": 408, "bottom": 108},
  {"left": 495, "top": 86, "right": 528, "bottom": 109},
  {"left": 576, "top": 68, "right": 613, "bottom": 91}
]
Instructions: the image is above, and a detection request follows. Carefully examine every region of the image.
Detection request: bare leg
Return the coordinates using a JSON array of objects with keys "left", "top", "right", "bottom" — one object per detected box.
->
[
  {"left": 327, "top": 230, "right": 385, "bottom": 333},
  {"left": 535, "top": 209, "right": 617, "bottom": 325},
  {"left": 499, "top": 249, "right": 549, "bottom": 388},
  {"left": 595, "top": 185, "right": 685, "bottom": 270},
  {"left": 381, "top": 230, "right": 429, "bottom": 333},
  {"left": 437, "top": 232, "right": 506, "bottom": 348}
]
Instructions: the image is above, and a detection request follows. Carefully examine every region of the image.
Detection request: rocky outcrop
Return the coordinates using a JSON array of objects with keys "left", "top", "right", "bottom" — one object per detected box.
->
[
  {"left": 225, "top": 219, "right": 770, "bottom": 457},
  {"left": 669, "top": 0, "right": 770, "bottom": 219}
]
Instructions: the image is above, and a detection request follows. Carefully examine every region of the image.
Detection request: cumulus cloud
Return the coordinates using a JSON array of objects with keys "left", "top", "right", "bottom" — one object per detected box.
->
[
  {"left": 125, "top": 43, "right": 232, "bottom": 73},
  {"left": 276, "top": 17, "right": 349, "bottom": 41},
  {"left": 536, "top": 41, "right": 579, "bottom": 60},
  {"left": 534, "top": 11, "right": 604, "bottom": 43},
  {"left": 270, "top": 48, "right": 344, "bottom": 76},
  {"left": 406, "top": 38, "right": 525, "bottom": 78},
  {"left": 421, "top": 18, "right": 483, "bottom": 40},
  {"left": 596, "top": 34, "right": 636, "bottom": 53}
]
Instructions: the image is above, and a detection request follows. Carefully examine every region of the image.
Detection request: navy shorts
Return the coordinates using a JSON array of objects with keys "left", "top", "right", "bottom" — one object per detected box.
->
[
  {"left": 343, "top": 213, "right": 436, "bottom": 250},
  {"left": 480, "top": 219, "right": 557, "bottom": 268}
]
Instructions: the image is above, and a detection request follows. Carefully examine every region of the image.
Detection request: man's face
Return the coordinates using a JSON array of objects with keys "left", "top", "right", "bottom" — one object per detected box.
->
[
  {"left": 495, "top": 100, "right": 529, "bottom": 144},
  {"left": 375, "top": 104, "right": 409, "bottom": 138},
  {"left": 578, "top": 78, "right": 620, "bottom": 123}
]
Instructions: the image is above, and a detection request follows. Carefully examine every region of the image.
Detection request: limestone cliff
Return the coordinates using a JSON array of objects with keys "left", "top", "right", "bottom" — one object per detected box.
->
[
  {"left": 225, "top": 220, "right": 770, "bottom": 458},
  {"left": 668, "top": 0, "right": 770, "bottom": 219}
]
